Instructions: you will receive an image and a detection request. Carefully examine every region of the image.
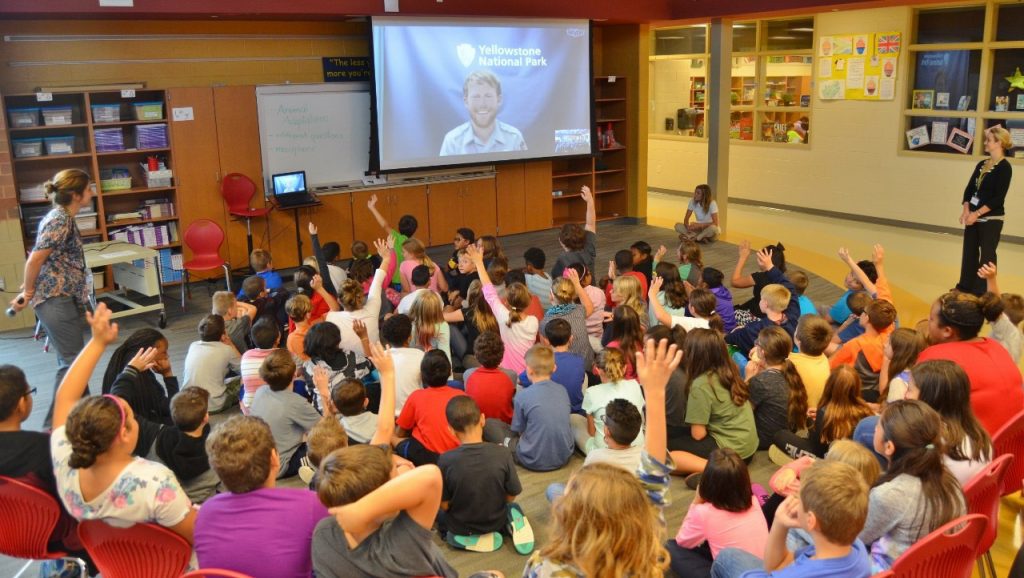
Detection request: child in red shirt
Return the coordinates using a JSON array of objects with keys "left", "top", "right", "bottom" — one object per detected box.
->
[
  {"left": 464, "top": 331, "right": 516, "bottom": 424},
  {"left": 395, "top": 350, "right": 466, "bottom": 465},
  {"left": 604, "top": 249, "right": 648, "bottom": 306},
  {"left": 288, "top": 267, "right": 339, "bottom": 333}
]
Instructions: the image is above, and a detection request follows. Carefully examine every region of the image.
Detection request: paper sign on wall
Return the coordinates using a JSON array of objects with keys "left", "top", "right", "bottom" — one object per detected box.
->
[
  {"left": 817, "top": 31, "right": 900, "bottom": 100},
  {"left": 171, "top": 107, "right": 194, "bottom": 122}
]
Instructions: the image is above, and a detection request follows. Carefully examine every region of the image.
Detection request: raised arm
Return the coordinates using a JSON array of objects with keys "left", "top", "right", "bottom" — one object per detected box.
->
[
  {"left": 308, "top": 222, "right": 337, "bottom": 297},
  {"left": 311, "top": 365, "right": 335, "bottom": 416},
  {"left": 647, "top": 276, "right": 673, "bottom": 327},
  {"left": 730, "top": 240, "right": 755, "bottom": 288},
  {"left": 366, "top": 193, "right": 392, "bottom": 235},
  {"left": 978, "top": 262, "right": 1000, "bottom": 295},
  {"left": 636, "top": 337, "right": 682, "bottom": 465},
  {"left": 370, "top": 237, "right": 395, "bottom": 301},
  {"left": 581, "top": 185, "right": 596, "bottom": 234},
  {"left": 838, "top": 247, "right": 877, "bottom": 296},
  {"left": 310, "top": 274, "right": 340, "bottom": 312},
  {"left": 330, "top": 464, "right": 443, "bottom": 538},
  {"left": 567, "top": 267, "right": 594, "bottom": 317},
  {"left": 467, "top": 245, "right": 491, "bottom": 287},
  {"left": 53, "top": 303, "right": 120, "bottom": 430},
  {"left": 368, "top": 342, "right": 396, "bottom": 445}
]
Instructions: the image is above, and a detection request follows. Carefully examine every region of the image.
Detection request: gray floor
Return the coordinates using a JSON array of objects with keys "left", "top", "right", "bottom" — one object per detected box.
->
[{"left": 0, "top": 221, "right": 843, "bottom": 577}]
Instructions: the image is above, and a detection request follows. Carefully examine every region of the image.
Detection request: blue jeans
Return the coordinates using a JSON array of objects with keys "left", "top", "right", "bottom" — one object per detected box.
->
[
  {"left": 711, "top": 548, "right": 764, "bottom": 578},
  {"left": 853, "top": 415, "right": 887, "bottom": 467}
]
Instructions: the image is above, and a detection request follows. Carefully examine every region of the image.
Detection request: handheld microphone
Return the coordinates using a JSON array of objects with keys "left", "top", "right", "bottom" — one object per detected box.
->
[{"left": 6, "top": 296, "right": 24, "bottom": 318}]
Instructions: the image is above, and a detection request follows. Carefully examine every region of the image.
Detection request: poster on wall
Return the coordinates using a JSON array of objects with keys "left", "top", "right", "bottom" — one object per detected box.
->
[{"left": 817, "top": 31, "right": 900, "bottom": 100}]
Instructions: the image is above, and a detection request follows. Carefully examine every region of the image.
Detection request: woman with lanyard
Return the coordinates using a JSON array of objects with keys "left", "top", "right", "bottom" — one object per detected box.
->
[
  {"left": 8, "top": 169, "right": 93, "bottom": 427},
  {"left": 957, "top": 126, "right": 1013, "bottom": 296}
]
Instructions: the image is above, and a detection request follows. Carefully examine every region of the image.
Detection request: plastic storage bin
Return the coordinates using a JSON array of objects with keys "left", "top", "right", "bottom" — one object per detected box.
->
[
  {"left": 75, "top": 212, "right": 98, "bottom": 231},
  {"left": 19, "top": 184, "right": 47, "bottom": 202},
  {"left": 22, "top": 205, "right": 51, "bottom": 237},
  {"left": 91, "top": 103, "right": 121, "bottom": 123},
  {"left": 43, "top": 136, "right": 75, "bottom": 155},
  {"left": 41, "top": 106, "right": 73, "bottom": 126},
  {"left": 94, "top": 127, "right": 125, "bottom": 152},
  {"left": 136, "top": 123, "right": 168, "bottom": 149},
  {"left": 133, "top": 102, "right": 164, "bottom": 121},
  {"left": 99, "top": 168, "right": 132, "bottom": 191},
  {"left": 8, "top": 108, "right": 40, "bottom": 128},
  {"left": 12, "top": 138, "right": 43, "bottom": 158}
]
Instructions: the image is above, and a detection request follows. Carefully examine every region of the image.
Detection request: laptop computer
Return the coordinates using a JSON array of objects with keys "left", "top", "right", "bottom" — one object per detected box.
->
[{"left": 271, "top": 171, "right": 317, "bottom": 207}]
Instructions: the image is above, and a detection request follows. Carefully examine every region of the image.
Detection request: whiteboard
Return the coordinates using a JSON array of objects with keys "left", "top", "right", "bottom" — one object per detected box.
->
[{"left": 256, "top": 83, "right": 371, "bottom": 191}]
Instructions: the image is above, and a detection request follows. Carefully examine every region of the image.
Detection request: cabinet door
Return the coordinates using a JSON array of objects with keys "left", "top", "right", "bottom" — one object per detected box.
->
[
  {"left": 427, "top": 181, "right": 464, "bottom": 247},
  {"left": 524, "top": 161, "right": 553, "bottom": 231},
  {"left": 388, "top": 185, "right": 430, "bottom": 248},
  {"left": 461, "top": 178, "right": 497, "bottom": 238},
  {"left": 495, "top": 164, "right": 526, "bottom": 235},
  {"left": 167, "top": 87, "right": 227, "bottom": 278}
]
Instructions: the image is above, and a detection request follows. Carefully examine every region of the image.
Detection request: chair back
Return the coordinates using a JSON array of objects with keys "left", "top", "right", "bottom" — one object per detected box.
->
[
  {"left": 992, "top": 409, "right": 1024, "bottom": 496},
  {"left": 184, "top": 219, "right": 227, "bottom": 260},
  {"left": 888, "top": 513, "right": 987, "bottom": 578},
  {"left": 181, "top": 570, "right": 255, "bottom": 578},
  {"left": 962, "top": 453, "right": 1014, "bottom": 556},
  {"left": 221, "top": 173, "right": 258, "bottom": 213},
  {"left": 77, "top": 520, "right": 191, "bottom": 578},
  {"left": 0, "top": 475, "right": 67, "bottom": 559}
]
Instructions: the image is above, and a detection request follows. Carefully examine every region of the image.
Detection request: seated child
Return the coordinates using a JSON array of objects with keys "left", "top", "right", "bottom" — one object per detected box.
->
[
  {"left": 676, "top": 239, "right": 705, "bottom": 286},
  {"left": 483, "top": 344, "right": 574, "bottom": 472},
  {"left": 668, "top": 448, "right": 769, "bottom": 578},
  {"left": 147, "top": 386, "right": 220, "bottom": 504},
  {"left": 631, "top": 240, "right": 655, "bottom": 287},
  {"left": 350, "top": 239, "right": 382, "bottom": 272},
  {"left": 584, "top": 399, "right": 645, "bottom": 472},
  {"left": 213, "top": 290, "right": 256, "bottom": 353},
  {"left": 725, "top": 246, "right": 800, "bottom": 357},
  {"left": 290, "top": 267, "right": 340, "bottom": 332},
  {"left": 332, "top": 379, "right": 378, "bottom": 445},
  {"left": 196, "top": 415, "right": 329, "bottom": 578},
  {"left": 506, "top": 270, "right": 545, "bottom": 324},
  {"left": 605, "top": 249, "right": 649, "bottom": 305},
  {"left": 394, "top": 350, "right": 466, "bottom": 465},
  {"left": 744, "top": 326, "right": 809, "bottom": 451},
  {"left": 831, "top": 292, "right": 872, "bottom": 346},
  {"left": 182, "top": 314, "right": 242, "bottom": 413},
  {"left": 438, "top": 396, "right": 533, "bottom": 554},
  {"left": 702, "top": 267, "right": 737, "bottom": 333},
  {"left": 710, "top": 460, "right": 871, "bottom": 578},
  {"left": 445, "top": 227, "right": 475, "bottom": 284},
  {"left": 464, "top": 331, "right": 517, "bottom": 424},
  {"left": 303, "top": 321, "right": 371, "bottom": 413},
  {"left": 239, "top": 274, "right": 289, "bottom": 334},
  {"left": 240, "top": 317, "right": 280, "bottom": 414},
  {"left": 102, "top": 328, "right": 177, "bottom": 427},
  {"left": 321, "top": 240, "right": 348, "bottom": 292},
  {"left": 285, "top": 294, "right": 313, "bottom": 362},
  {"left": 827, "top": 252, "right": 879, "bottom": 342},
  {"left": 574, "top": 347, "right": 646, "bottom": 454},
  {"left": 251, "top": 349, "right": 325, "bottom": 478},
  {"left": 367, "top": 192, "right": 418, "bottom": 287},
  {"left": 772, "top": 365, "right": 873, "bottom": 460},
  {"left": 978, "top": 262, "right": 1023, "bottom": 363},
  {"left": 381, "top": 314, "right": 426, "bottom": 415},
  {"left": 397, "top": 264, "right": 435, "bottom": 315},
  {"left": 519, "top": 318, "right": 586, "bottom": 416},
  {"left": 241, "top": 248, "right": 284, "bottom": 296},
  {"left": 568, "top": 264, "right": 607, "bottom": 353},
  {"left": 524, "top": 247, "right": 553, "bottom": 310},
  {"left": 448, "top": 247, "right": 480, "bottom": 301},
  {"left": 787, "top": 270, "right": 816, "bottom": 318},
  {"left": 790, "top": 315, "right": 834, "bottom": 407}
]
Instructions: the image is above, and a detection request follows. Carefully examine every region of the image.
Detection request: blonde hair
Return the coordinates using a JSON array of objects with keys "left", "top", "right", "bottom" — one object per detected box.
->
[
  {"left": 505, "top": 282, "right": 532, "bottom": 328},
  {"left": 402, "top": 238, "right": 436, "bottom": 274},
  {"left": 760, "top": 284, "right": 791, "bottom": 313},
  {"left": 339, "top": 279, "right": 367, "bottom": 312},
  {"left": 612, "top": 276, "right": 645, "bottom": 321},
  {"left": 677, "top": 239, "right": 703, "bottom": 269},
  {"left": 307, "top": 416, "right": 348, "bottom": 468},
  {"left": 409, "top": 291, "right": 444, "bottom": 350},
  {"left": 599, "top": 347, "right": 627, "bottom": 383},
  {"left": 543, "top": 464, "right": 669, "bottom": 578},
  {"left": 467, "top": 280, "right": 499, "bottom": 335},
  {"left": 526, "top": 344, "right": 555, "bottom": 376},
  {"left": 551, "top": 277, "right": 578, "bottom": 305},
  {"left": 986, "top": 125, "right": 1013, "bottom": 151},
  {"left": 825, "top": 439, "right": 881, "bottom": 487},
  {"left": 285, "top": 294, "right": 312, "bottom": 322},
  {"left": 799, "top": 460, "right": 869, "bottom": 545},
  {"left": 211, "top": 291, "right": 236, "bottom": 317},
  {"left": 45, "top": 169, "right": 91, "bottom": 207}
]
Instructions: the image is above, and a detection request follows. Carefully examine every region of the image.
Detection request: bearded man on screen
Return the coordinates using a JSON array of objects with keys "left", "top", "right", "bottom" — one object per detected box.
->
[{"left": 440, "top": 70, "right": 527, "bottom": 156}]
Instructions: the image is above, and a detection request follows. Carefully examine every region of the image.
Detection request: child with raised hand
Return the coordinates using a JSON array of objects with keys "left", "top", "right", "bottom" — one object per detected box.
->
[
  {"left": 291, "top": 268, "right": 340, "bottom": 332},
  {"left": 825, "top": 249, "right": 879, "bottom": 331},
  {"left": 731, "top": 241, "right": 787, "bottom": 322},
  {"left": 438, "top": 396, "right": 533, "bottom": 555},
  {"left": 605, "top": 248, "right": 649, "bottom": 305},
  {"left": 773, "top": 365, "right": 873, "bottom": 460},
  {"left": 303, "top": 321, "right": 372, "bottom": 413},
  {"left": 744, "top": 326, "right": 809, "bottom": 451},
  {"left": 700, "top": 267, "right": 737, "bottom": 332},
  {"left": 649, "top": 260, "right": 689, "bottom": 326},
  {"left": 631, "top": 241, "right": 655, "bottom": 286},
  {"left": 862, "top": 400, "right": 965, "bottom": 571},
  {"left": 575, "top": 347, "right": 646, "bottom": 454},
  {"left": 978, "top": 261, "right": 1023, "bottom": 363},
  {"left": 522, "top": 337, "right": 682, "bottom": 578},
  {"left": 468, "top": 243, "right": 539, "bottom": 374},
  {"left": 51, "top": 303, "right": 197, "bottom": 544},
  {"left": 650, "top": 276, "right": 725, "bottom": 333},
  {"left": 879, "top": 327, "right": 926, "bottom": 402},
  {"left": 540, "top": 267, "right": 596, "bottom": 370},
  {"left": 725, "top": 246, "right": 801, "bottom": 358},
  {"left": 550, "top": 185, "right": 597, "bottom": 279},
  {"left": 668, "top": 448, "right": 769, "bottom": 578},
  {"left": 326, "top": 236, "right": 393, "bottom": 362},
  {"left": 367, "top": 192, "right": 417, "bottom": 288}
]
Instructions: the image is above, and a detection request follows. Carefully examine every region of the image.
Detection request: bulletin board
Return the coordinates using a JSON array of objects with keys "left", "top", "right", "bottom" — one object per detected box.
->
[{"left": 817, "top": 32, "right": 901, "bottom": 101}]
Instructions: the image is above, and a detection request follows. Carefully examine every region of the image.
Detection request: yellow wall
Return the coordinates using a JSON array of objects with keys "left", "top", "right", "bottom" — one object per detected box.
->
[{"left": 647, "top": 5, "right": 1023, "bottom": 238}]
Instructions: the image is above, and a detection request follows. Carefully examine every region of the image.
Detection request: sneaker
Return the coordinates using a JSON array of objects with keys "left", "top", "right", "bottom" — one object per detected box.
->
[
  {"left": 507, "top": 502, "right": 535, "bottom": 555},
  {"left": 684, "top": 472, "right": 702, "bottom": 490},
  {"left": 446, "top": 532, "right": 503, "bottom": 553},
  {"left": 769, "top": 445, "right": 794, "bottom": 467},
  {"left": 298, "top": 464, "right": 316, "bottom": 485},
  {"left": 751, "top": 483, "right": 770, "bottom": 507}
]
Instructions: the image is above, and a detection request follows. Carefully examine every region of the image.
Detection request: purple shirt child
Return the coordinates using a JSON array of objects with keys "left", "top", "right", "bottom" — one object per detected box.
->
[{"left": 710, "top": 285, "right": 737, "bottom": 333}]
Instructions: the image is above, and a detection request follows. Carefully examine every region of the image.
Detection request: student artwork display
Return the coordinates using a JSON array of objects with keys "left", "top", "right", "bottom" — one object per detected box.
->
[
  {"left": 946, "top": 128, "right": 973, "bottom": 154},
  {"left": 905, "top": 125, "right": 929, "bottom": 149},
  {"left": 818, "top": 31, "right": 900, "bottom": 100}
]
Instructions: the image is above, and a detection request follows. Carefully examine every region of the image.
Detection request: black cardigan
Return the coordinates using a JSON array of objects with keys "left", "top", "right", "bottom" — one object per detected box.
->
[{"left": 962, "top": 158, "right": 1012, "bottom": 217}]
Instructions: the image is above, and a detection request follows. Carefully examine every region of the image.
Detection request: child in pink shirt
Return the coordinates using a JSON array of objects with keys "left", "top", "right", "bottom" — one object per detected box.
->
[
  {"left": 468, "top": 245, "right": 538, "bottom": 374},
  {"left": 668, "top": 448, "right": 769, "bottom": 578}
]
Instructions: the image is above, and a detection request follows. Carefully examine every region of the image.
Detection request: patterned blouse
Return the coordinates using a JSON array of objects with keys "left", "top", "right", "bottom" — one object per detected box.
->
[{"left": 31, "top": 206, "right": 89, "bottom": 308}]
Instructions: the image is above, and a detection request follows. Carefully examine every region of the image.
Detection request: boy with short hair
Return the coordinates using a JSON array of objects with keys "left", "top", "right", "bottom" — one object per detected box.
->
[
  {"left": 524, "top": 247, "right": 553, "bottom": 310},
  {"left": 394, "top": 350, "right": 466, "bottom": 466},
  {"left": 725, "top": 248, "right": 801, "bottom": 357},
  {"left": 605, "top": 248, "right": 649, "bottom": 305},
  {"left": 212, "top": 290, "right": 257, "bottom": 354},
  {"left": 183, "top": 314, "right": 242, "bottom": 413},
  {"left": 367, "top": 193, "right": 418, "bottom": 287},
  {"left": 832, "top": 292, "right": 873, "bottom": 347},
  {"left": 702, "top": 267, "right": 737, "bottom": 333},
  {"left": 483, "top": 344, "right": 574, "bottom": 472},
  {"left": 285, "top": 294, "right": 313, "bottom": 361},
  {"left": 380, "top": 314, "right": 425, "bottom": 414},
  {"left": 583, "top": 398, "right": 644, "bottom": 472},
  {"left": 239, "top": 274, "right": 290, "bottom": 333},
  {"left": 397, "top": 265, "right": 435, "bottom": 315},
  {"left": 196, "top": 415, "right": 329, "bottom": 578},
  {"left": 824, "top": 252, "right": 879, "bottom": 338},
  {"left": 710, "top": 460, "right": 871, "bottom": 578},
  {"left": 448, "top": 248, "right": 480, "bottom": 301},
  {"left": 790, "top": 315, "right": 834, "bottom": 408},
  {"left": 631, "top": 240, "right": 655, "bottom": 286},
  {"left": 148, "top": 386, "right": 219, "bottom": 503},
  {"left": 437, "top": 396, "right": 532, "bottom": 554},
  {"left": 518, "top": 318, "right": 586, "bottom": 416},
  {"left": 464, "top": 331, "right": 517, "bottom": 424},
  {"left": 251, "top": 349, "right": 325, "bottom": 478},
  {"left": 246, "top": 248, "right": 284, "bottom": 294},
  {"left": 332, "top": 379, "right": 377, "bottom": 444},
  {"left": 240, "top": 317, "right": 281, "bottom": 414},
  {"left": 446, "top": 227, "right": 475, "bottom": 285},
  {"left": 787, "top": 270, "right": 816, "bottom": 318}
]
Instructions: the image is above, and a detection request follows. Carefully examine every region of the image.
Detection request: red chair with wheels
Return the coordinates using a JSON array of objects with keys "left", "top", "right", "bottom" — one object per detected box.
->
[
  {"left": 0, "top": 476, "right": 86, "bottom": 578},
  {"left": 181, "top": 219, "right": 232, "bottom": 309},
  {"left": 992, "top": 409, "right": 1024, "bottom": 496},
  {"left": 221, "top": 173, "right": 272, "bottom": 266},
  {"left": 963, "top": 453, "right": 1014, "bottom": 578},
  {"left": 181, "top": 570, "right": 255, "bottom": 578},
  {"left": 886, "top": 513, "right": 987, "bottom": 578},
  {"left": 77, "top": 520, "right": 190, "bottom": 578}
]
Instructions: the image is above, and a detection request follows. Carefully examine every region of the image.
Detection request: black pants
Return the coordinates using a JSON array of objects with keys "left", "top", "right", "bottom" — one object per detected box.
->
[
  {"left": 958, "top": 219, "right": 1003, "bottom": 296},
  {"left": 395, "top": 437, "right": 440, "bottom": 466},
  {"left": 772, "top": 428, "right": 828, "bottom": 460},
  {"left": 666, "top": 540, "right": 713, "bottom": 578}
]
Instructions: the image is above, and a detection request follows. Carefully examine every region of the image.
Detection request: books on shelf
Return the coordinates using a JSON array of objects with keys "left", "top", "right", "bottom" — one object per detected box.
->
[{"left": 109, "top": 221, "right": 178, "bottom": 248}]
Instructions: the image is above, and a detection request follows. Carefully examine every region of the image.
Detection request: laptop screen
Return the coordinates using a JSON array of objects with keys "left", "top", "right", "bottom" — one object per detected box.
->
[{"left": 271, "top": 171, "right": 307, "bottom": 196}]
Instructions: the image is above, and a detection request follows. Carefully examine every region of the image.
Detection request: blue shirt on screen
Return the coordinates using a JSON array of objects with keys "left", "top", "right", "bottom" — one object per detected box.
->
[{"left": 439, "top": 120, "right": 527, "bottom": 156}]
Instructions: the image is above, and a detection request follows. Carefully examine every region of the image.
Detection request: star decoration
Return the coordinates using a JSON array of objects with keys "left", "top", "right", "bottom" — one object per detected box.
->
[{"left": 1007, "top": 67, "right": 1024, "bottom": 92}]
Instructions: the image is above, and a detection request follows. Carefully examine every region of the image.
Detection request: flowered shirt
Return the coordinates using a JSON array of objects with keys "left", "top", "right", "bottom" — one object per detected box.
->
[
  {"left": 31, "top": 207, "right": 89, "bottom": 307},
  {"left": 51, "top": 425, "right": 192, "bottom": 529}
]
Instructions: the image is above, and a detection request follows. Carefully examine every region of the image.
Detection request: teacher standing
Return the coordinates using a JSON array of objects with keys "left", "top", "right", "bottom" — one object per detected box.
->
[
  {"left": 957, "top": 126, "right": 1013, "bottom": 296},
  {"left": 8, "top": 169, "right": 93, "bottom": 427}
]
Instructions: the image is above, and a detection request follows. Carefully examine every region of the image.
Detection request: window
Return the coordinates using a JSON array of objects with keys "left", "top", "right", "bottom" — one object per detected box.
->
[
  {"left": 904, "top": 3, "right": 1024, "bottom": 158},
  {"left": 650, "top": 26, "right": 709, "bottom": 138}
]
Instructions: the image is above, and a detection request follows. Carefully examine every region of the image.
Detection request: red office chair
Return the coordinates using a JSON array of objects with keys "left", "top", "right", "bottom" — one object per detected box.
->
[
  {"left": 963, "top": 453, "right": 1014, "bottom": 578},
  {"left": 992, "top": 409, "right": 1024, "bottom": 496},
  {"left": 181, "top": 219, "right": 232, "bottom": 309},
  {"left": 78, "top": 520, "right": 191, "bottom": 578},
  {"left": 181, "top": 570, "right": 255, "bottom": 578},
  {"left": 887, "top": 513, "right": 987, "bottom": 578},
  {"left": 0, "top": 476, "right": 86, "bottom": 578},
  {"left": 221, "top": 173, "right": 272, "bottom": 266}
]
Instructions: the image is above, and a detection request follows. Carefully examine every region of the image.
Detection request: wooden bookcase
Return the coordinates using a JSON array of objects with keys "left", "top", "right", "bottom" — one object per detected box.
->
[
  {"left": 551, "top": 76, "right": 629, "bottom": 227},
  {"left": 4, "top": 89, "right": 180, "bottom": 286}
]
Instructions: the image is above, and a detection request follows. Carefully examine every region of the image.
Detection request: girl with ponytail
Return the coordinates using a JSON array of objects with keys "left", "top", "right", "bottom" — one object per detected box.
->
[
  {"left": 468, "top": 244, "right": 538, "bottom": 373},
  {"left": 399, "top": 237, "right": 448, "bottom": 294},
  {"left": 745, "top": 326, "right": 809, "bottom": 450},
  {"left": 574, "top": 347, "right": 647, "bottom": 454}
]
